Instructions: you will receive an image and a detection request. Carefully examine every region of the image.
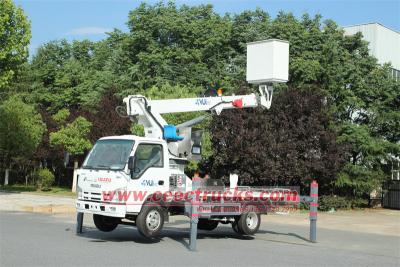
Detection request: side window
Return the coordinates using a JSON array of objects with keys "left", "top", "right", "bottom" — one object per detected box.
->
[{"left": 133, "top": 144, "right": 163, "bottom": 178}]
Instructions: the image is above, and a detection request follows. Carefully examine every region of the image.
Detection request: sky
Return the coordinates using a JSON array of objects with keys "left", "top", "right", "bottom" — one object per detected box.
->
[{"left": 14, "top": 0, "right": 400, "bottom": 57}]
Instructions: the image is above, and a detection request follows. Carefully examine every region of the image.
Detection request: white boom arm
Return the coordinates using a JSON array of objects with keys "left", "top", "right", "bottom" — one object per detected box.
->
[{"left": 123, "top": 85, "right": 273, "bottom": 141}]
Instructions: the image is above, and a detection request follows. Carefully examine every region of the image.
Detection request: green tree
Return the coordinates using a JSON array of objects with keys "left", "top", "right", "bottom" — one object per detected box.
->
[
  {"left": 0, "top": 0, "right": 31, "bottom": 90},
  {"left": 0, "top": 96, "right": 46, "bottom": 185},
  {"left": 50, "top": 116, "right": 92, "bottom": 191},
  {"left": 125, "top": 2, "right": 233, "bottom": 91}
]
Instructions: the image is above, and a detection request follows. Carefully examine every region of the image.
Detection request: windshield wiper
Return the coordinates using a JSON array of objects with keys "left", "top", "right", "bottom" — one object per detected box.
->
[
  {"left": 82, "top": 165, "right": 93, "bottom": 169},
  {"left": 95, "top": 165, "right": 111, "bottom": 170},
  {"left": 83, "top": 165, "right": 122, "bottom": 170}
]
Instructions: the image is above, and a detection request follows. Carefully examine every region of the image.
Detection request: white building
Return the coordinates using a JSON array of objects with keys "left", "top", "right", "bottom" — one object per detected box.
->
[{"left": 343, "top": 23, "right": 400, "bottom": 80}]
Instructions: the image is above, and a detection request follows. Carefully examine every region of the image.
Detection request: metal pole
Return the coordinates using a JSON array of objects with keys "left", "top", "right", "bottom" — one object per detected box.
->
[
  {"left": 76, "top": 212, "right": 83, "bottom": 234},
  {"left": 189, "top": 176, "right": 202, "bottom": 251},
  {"left": 309, "top": 180, "right": 318, "bottom": 243},
  {"left": 189, "top": 195, "right": 198, "bottom": 251}
]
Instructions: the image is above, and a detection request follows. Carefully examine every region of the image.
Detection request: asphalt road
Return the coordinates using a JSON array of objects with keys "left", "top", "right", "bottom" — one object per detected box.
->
[{"left": 1, "top": 211, "right": 399, "bottom": 267}]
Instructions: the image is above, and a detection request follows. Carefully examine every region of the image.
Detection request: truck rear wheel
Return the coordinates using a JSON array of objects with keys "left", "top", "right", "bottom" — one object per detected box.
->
[
  {"left": 197, "top": 219, "right": 219, "bottom": 231},
  {"left": 136, "top": 204, "right": 164, "bottom": 238},
  {"left": 93, "top": 214, "right": 120, "bottom": 232},
  {"left": 237, "top": 206, "right": 261, "bottom": 235}
]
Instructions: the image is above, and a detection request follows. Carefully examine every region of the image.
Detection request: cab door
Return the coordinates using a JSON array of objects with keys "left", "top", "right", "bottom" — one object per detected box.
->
[{"left": 129, "top": 142, "right": 169, "bottom": 203}]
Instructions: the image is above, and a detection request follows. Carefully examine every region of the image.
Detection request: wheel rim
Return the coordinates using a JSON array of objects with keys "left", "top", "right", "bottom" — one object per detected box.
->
[
  {"left": 246, "top": 212, "right": 258, "bottom": 230},
  {"left": 146, "top": 210, "right": 161, "bottom": 231}
]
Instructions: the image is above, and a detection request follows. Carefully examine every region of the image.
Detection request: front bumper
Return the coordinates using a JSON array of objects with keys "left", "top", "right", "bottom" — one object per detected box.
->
[{"left": 76, "top": 200, "right": 126, "bottom": 218}]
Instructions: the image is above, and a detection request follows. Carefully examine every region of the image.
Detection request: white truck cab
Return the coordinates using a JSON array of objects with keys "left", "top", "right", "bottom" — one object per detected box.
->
[{"left": 77, "top": 135, "right": 191, "bottom": 217}]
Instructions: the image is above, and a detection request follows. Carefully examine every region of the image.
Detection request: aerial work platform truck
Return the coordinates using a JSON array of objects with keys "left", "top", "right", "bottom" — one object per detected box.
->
[{"left": 75, "top": 39, "right": 291, "bottom": 240}]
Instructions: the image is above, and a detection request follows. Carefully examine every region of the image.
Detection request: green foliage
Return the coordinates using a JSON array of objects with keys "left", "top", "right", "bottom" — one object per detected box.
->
[
  {"left": 318, "top": 195, "right": 369, "bottom": 211},
  {"left": 0, "top": 96, "right": 46, "bottom": 167},
  {"left": 35, "top": 168, "right": 55, "bottom": 191},
  {"left": 201, "top": 130, "right": 213, "bottom": 159},
  {"left": 185, "top": 160, "right": 199, "bottom": 174},
  {"left": 52, "top": 108, "right": 70, "bottom": 124},
  {"left": 140, "top": 83, "right": 204, "bottom": 126},
  {"left": 318, "top": 196, "right": 351, "bottom": 211},
  {"left": 125, "top": 2, "right": 233, "bottom": 91},
  {"left": 131, "top": 124, "right": 145, "bottom": 137},
  {"left": 0, "top": 0, "right": 31, "bottom": 90},
  {"left": 336, "top": 164, "right": 385, "bottom": 198},
  {"left": 0, "top": 184, "right": 36, "bottom": 192},
  {"left": 49, "top": 116, "right": 92, "bottom": 155}
]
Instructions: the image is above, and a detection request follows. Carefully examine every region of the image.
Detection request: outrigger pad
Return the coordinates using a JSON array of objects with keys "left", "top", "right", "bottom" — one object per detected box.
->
[{"left": 163, "top": 125, "right": 184, "bottom": 141}]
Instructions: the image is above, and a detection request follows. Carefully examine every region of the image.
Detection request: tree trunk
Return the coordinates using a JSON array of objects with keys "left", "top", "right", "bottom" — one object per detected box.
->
[
  {"left": 4, "top": 168, "right": 9, "bottom": 186},
  {"left": 72, "top": 160, "right": 78, "bottom": 192}
]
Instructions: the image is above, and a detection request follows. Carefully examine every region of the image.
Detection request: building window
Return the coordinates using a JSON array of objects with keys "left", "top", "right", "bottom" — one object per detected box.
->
[{"left": 390, "top": 68, "right": 399, "bottom": 81}]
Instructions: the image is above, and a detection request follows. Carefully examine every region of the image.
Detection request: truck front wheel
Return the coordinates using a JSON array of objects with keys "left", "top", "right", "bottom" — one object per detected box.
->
[
  {"left": 93, "top": 214, "right": 120, "bottom": 232},
  {"left": 136, "top": 204, "right": 164, "bottom": 238}
]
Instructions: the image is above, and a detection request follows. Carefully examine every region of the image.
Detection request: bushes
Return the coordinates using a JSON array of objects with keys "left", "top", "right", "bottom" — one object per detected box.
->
[
  {"left": 35, "top": 168, "right": 55, "bottom": 191},
  {"left": 319, "top": 196, "right": 350, "bottom": 211},
  {"left": 318, "top": 195, "right": 369, "bottom": 211}
]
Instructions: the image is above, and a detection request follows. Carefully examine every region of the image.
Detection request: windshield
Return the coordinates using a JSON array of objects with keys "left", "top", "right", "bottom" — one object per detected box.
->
[{"left": 83, "top": 139, "right": 134, "bottom": 170}]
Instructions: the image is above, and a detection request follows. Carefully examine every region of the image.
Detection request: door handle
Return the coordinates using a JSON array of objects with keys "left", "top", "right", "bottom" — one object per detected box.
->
[{"left": 158, "top": 180, "right": 164, "bottom": 185}]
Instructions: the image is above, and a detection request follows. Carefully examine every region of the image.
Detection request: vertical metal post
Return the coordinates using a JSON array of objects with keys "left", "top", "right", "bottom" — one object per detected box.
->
[
  {"left": 189, "top": 177, "right": 202, "bottom": 251},
  {"left": 309, "top": 180, "right": 318, "bottom": 243},
  {"left": 189, "top": 195, "right": 198, "bottom": 251},
  {"left": 76, "top": 212, "right": 84, "bottom": 234}
]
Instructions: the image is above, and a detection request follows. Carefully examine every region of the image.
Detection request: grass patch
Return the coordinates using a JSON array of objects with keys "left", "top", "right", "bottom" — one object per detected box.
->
[
  {"left": 0, "top": 184, "right": 75, "bottom": 197},
  {"left": 0, "top": 184, "right": 36, "bottom": 192}
]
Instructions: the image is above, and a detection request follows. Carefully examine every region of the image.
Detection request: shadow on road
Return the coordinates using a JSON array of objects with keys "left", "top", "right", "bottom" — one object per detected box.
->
[
  {"left": 75, "top": 223, "right": 310, "bottom": 251},
  {"left": 258, "top": 229, "right": 312, "bottom": 243},
  {"left": 76, "top": 223, "right": 259, "bottom": 249}
]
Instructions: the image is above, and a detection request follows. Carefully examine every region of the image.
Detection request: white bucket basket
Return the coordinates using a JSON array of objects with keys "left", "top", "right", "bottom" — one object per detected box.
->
[{"left": 246, "top": 39, "right": 289, "bottom": 84}]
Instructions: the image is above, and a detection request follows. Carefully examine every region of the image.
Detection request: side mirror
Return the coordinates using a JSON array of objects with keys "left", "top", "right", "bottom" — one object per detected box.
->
[
  {"left": 128, "top": 156, "right": 141, "bottom": 179},
  {"left": 128, "top": 156, "right": 135, "bottom": 171}
]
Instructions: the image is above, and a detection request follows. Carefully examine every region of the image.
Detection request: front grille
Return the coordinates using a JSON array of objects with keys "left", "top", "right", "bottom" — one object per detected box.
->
[{"left": 83, "top": 191, "right": 103, "bottom": 201}]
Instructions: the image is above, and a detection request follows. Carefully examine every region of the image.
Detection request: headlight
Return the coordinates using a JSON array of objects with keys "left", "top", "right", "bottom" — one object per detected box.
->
[{"left": 77, "top": 184, "right": 83, "bottom": 199}]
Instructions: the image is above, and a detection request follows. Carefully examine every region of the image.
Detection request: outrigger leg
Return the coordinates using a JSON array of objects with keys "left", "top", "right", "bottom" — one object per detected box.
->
[{"left": 76, "top": 212, "right": 84, "bottom": 234}]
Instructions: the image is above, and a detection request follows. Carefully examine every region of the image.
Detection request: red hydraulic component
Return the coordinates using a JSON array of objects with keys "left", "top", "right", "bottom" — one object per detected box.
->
[{"left": 232, "top": 98, "right": 243, "bottom": 108}]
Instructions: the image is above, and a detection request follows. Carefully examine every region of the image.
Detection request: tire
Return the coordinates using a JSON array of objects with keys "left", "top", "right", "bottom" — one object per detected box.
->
[
  {"left": 197, "top": 219, "right": 219, "bottom": 231},
  {"left": 237, "top": 206, "right": 261, "bottom": 235},
  {"left": 136, "top": 204, "right": 165, "bottom": 238},
  {"left": 231, "top": 216, "right": 244, "bottom": 234},
  {"left": 93, "top": 214, "right": 120, "bottom": 232}
]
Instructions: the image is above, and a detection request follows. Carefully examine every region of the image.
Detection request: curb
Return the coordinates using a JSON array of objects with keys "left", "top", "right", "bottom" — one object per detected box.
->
[
  {"left": 11, "top": 204, "right": 76, "bottom": 214},
  {"left": 24, "top": 204, "right": 76, "bottom": 214},
  {"left": 1, "top": 204, "right": 76, "bottom": 215}
]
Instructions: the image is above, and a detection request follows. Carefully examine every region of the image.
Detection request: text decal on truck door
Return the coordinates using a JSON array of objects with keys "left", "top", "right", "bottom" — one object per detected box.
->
[
  {"left": 98, "top": 177, "right": 111, "bottom": 182},
  {"left": 141, "top": 180, "right": 155, "bottom": 187}
]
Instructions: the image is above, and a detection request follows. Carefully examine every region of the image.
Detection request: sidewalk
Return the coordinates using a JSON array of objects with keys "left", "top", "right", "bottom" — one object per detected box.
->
[
  {"left": 0, "top": 191, "right": 75, "bottom": 214},
  {"left": 265, "top": 208, "right": 400, "bottom": 237}
]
